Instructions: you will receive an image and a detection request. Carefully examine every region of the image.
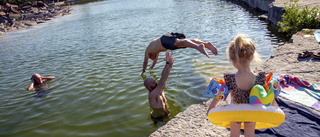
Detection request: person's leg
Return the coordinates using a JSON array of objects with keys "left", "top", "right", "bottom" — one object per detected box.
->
[
  {"left": 244, "top": 122, "right": 256, "bottom": 137},
  {"left": 190, "top": 39, "right": 218, "bottom": 55},
  {"left": 230, "top": 122, "right": 241, "bottom": 137},
  {"left": 174, "top": 39, "right": 210, "bottom": 58},
  {"left": 204, "top": 42, "right": 218, "bottom": 55},
  {"left": 190, "top": 39, "right": 205, "bottom": 44}
]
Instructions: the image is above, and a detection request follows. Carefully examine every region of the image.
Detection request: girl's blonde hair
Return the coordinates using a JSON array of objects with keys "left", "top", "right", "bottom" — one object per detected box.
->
[{"left": 227, "top": 33, "right": 261, "bottom": 63}]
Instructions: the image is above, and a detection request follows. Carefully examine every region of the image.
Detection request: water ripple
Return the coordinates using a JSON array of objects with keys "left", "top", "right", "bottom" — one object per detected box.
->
[{"left": 0, "top": 0, "right": 282, "bottom": 136}]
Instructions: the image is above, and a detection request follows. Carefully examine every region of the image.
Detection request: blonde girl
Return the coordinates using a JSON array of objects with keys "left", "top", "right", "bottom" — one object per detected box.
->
[{"left": 208, "top": 34, "right": 267, "bottom": 137}]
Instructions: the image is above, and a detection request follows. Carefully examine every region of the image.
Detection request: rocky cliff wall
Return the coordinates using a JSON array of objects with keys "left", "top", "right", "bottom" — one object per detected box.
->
[
  {"left": 268, "top": 5, "right": 285, "bottom": 26},
  {"left": 233, "top": 0, "right": 284, "bottom": 26},
  {"left": 238, "top": 0, "right": 275, "bottom": 12},
  {"left": 235, "top": 0, "right": 320, "bottom": 27}
]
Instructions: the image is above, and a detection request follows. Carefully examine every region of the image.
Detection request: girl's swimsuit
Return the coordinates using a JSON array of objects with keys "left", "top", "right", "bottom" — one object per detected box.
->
[
  {"left": 160, "top": 32, "right": 186, "bottom": 50},
  {"left": 224, "top": 72, "right": 266, "bottom": 104}
]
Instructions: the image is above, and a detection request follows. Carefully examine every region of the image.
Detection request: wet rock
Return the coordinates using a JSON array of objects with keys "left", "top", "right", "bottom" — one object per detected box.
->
[
  {"left": 23, "top": 20, "right": 37, "bottom": 26},
  {"left": 0, "top": 1, "right": 71, "bottom": 34}
]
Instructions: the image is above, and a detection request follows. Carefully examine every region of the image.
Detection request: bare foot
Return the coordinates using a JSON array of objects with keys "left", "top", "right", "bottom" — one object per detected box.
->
[
  {"left": 204, "top": 42, "right": 218, "bottom": 55},
  {"left": 198, "top": 44, "right": 210, "bottom": 58}
]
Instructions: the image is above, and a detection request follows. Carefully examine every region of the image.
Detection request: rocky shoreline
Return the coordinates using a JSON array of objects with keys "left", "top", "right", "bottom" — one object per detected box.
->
[
  {"left": 150, "top": 0, "right": 320, "bottom": 136},
  {"left": 150, "top": 29, "right": 320, "bottom": 137},
  {"left": 1, "top": 0, "right": 319, "bottom": 136},
  {"left": 232, "top": 0, "right": 320, "bottom": 27},
  {"left": 0, "top": 1, "right": 71, "bottom": 35}
]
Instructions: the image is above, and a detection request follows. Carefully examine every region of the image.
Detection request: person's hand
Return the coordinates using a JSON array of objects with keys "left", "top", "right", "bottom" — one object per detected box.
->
[
  {"left": 141, "top": 69, "right": 146, "bottom": 75},
  {"left": 164, "top": 52, "right": 174, "bottom": 64}
]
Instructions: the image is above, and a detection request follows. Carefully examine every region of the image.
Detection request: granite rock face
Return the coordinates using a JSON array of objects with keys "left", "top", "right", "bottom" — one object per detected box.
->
[
  {"left": 233, "top": 0, "right": 282, "bottom": 26},
  {"left": 267, "top": 5, "right": 284, "bottom": 26},
  {"left": 239, "top": 0, "right": 275, "bottom": 12}
]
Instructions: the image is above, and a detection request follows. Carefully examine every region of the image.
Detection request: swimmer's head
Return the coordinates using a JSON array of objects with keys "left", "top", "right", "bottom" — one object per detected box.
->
[
  {"left": 31, "top": 73, "right": 43, "bottom": 84},
  {"left": 144, "top": 78, "right": 157, "bottom": 92}
]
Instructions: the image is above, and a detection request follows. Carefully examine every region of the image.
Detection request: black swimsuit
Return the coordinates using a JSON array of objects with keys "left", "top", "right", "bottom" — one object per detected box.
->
[{"left": 160, "top": 32, "right": 186, "bottom": 50}]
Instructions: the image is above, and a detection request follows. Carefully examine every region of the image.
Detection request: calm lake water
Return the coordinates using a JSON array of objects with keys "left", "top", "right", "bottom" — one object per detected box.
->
[{"left": 0, "top": 0, "right": 282, "bottom": 136}]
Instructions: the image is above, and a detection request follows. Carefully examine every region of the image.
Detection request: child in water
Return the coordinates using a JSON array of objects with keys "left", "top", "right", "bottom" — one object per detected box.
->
[{"left": 208, "top": 34, "right": 273, "bottom": 137}]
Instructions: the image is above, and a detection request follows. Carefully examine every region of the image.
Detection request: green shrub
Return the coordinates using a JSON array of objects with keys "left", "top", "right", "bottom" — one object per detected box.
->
[{"left": 278, "top": 0, "right": 320, "bottom": 35}]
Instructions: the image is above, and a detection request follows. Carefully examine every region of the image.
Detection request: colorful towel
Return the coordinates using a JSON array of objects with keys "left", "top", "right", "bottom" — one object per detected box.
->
[
  {"left": 255, "top": 98, "right": 320, "bottom": 137},
  {"left": 275, "top": 74, "right": 320, "bottom": 111}
]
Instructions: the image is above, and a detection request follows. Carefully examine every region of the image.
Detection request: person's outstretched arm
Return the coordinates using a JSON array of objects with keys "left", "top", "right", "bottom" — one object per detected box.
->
[
  {"left": 142, "top": 51, "right": 149, "bottom": 74},
  {"left": 27, "top": 77, "right": 35, "bottom": 91},
  {"left": 207, "top": 99, "right": 219, "bottom": 115},
  {"left": 149, "top": 52, "right": 174, "bottom": 97},
  {"left": 42, "top": 76, "right": 55, "bottom": 82},
  {"left": 27, "top": 82, "right": 34, "bottom": 91}
]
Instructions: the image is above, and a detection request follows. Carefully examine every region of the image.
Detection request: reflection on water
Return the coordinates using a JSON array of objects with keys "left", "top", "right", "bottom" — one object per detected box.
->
[
  {"left": 0, "top": 0, "right": 282, "bottom": 136},
  {"left": 32, "top": 83, "right": 52, "bottom": 98}
]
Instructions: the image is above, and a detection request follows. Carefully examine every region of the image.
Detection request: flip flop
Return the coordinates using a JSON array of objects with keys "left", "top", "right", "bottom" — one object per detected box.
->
[
  {"left": 312, "top": 53, "right": 320, "bottom": 60},
  {"left": 298, "top": 50, "right": 313, "bottom": 58}
]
